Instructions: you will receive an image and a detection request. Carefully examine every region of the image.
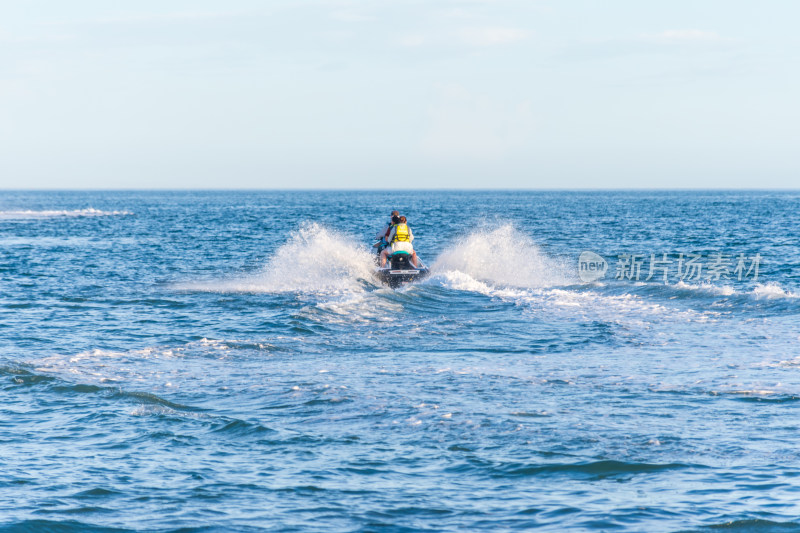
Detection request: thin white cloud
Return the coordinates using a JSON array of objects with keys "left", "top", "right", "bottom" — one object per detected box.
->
[
  {"left": 459, "top": 26, "right": 529, "bottom": 46},
  {"left": 398, "top": 34, "right": 426, "bottom": 47},
  {"left": 397, "top": 26, "right": 529, "bottom": 48},
  {"left": 435, "top": 8, "right": 475, "bottom": 20},
  {"left": 330, "top": 10, "right": 376, "bottom": 23},
  {"left": 641, "top": 29, "right": 722, "bottom": 43},
  {"left": 41, "top": 10, "right": 249, "bottom": 27},
  {"left": 0, "top": 30, "right": 75, "bottom": 45}
]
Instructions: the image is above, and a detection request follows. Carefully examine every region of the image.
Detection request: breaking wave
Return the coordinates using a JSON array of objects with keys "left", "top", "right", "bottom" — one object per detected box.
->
[{"left": 752, "top": 282, "right": 800, "bottom": 299}]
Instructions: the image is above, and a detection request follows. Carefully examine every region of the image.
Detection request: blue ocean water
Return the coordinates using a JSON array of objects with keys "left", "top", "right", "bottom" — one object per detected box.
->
[{"left": 1, "top": 190, "right": 800, "bottom": 532}]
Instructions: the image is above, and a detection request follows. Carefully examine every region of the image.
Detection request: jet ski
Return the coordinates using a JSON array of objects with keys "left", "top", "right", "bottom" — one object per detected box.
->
[
  {"left": 373, "top": 242, "right": 430, "bottom": 288},
  {"left": 376, "top": 252, "right": 430, "bottom": 288}
]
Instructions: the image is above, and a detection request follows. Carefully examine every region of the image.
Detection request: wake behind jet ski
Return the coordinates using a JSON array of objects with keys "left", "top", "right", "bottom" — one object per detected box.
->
[{"left": 372, "top": 212, "right": 429, "bottom": 288}]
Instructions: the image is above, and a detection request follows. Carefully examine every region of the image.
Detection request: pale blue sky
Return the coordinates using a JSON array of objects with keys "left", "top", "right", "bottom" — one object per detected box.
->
[{"left": 2, "top": 1, "right": 798, "bottom": 189}]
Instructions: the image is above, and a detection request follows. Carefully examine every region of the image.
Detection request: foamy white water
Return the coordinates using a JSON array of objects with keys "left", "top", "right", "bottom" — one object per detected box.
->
[{"left": 0, "top": 208, "right": 133, "bottom": 219}]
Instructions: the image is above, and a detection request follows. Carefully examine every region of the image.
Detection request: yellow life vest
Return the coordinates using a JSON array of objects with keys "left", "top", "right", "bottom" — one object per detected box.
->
[{"left": 392, "top": 223, "right": 411, "bottom": 243}]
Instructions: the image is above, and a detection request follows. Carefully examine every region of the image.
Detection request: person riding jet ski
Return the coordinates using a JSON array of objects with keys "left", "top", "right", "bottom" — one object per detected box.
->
[
  {"left": 380, "top": 216, "right": 419, "bottom": 268},
  {"left": 374, "top": 210, "right": 399, "bottom": 255}
]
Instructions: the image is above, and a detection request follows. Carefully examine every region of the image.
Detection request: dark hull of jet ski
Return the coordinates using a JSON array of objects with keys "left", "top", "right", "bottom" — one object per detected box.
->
[
  {"left": 376, "top": 266, "right": 430, "bottom": 288},
  {"left": 375, "top": 253, "right": 430, "bottom": 288}
]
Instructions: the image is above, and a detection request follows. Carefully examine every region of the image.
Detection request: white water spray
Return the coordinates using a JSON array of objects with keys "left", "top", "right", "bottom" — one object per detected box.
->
[
  {"left": 176, "top": 223, "right": 376, "bottom": 294},
  {"left": 431, "top": 224, "right": 572, "bottom": 289}
]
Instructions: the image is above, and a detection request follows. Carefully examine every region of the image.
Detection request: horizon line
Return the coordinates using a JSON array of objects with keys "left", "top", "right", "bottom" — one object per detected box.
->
[{"left": 2, "top": 187, "right": 800, "bottom": 192}]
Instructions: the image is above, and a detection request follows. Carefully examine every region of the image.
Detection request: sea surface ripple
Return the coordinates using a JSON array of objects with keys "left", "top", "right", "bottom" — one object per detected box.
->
[{"left": 1, "top": 191, "right": 800, "bottom": 532}]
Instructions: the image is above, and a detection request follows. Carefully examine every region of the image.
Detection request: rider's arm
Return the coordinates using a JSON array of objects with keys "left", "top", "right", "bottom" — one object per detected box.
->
[
  {"left": 386, "top": 226, "right": 396, "bottom": 242},
  {"left": 408, "top": 226, "right": 414, "bottom": 243}
]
